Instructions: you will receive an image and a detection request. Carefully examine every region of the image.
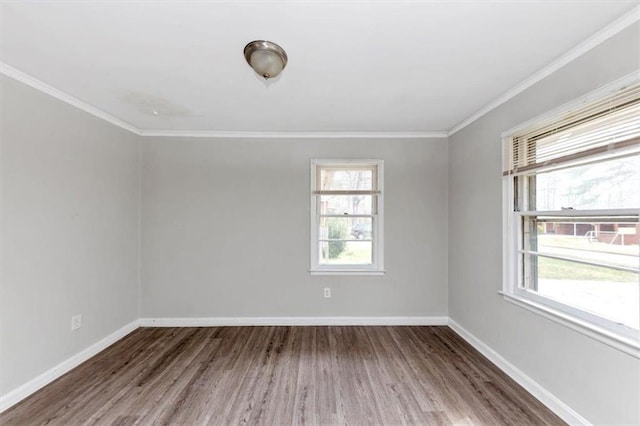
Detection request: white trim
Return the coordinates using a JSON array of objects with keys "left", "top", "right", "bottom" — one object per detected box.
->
[
  {"left": 0, "top": 320, "right": 140, "bottom": 413},
  {"left": 516, "top": 208, "right": 639, "bottom": 217},
  {"left": 0, "top": 62, "right": 141, "bottom": 135},
  {"left": 310, "top": 158, "right": 385, "bottom": 166},
  {"left": 139, "top": 316, "right": 448, "bottom": 327},
  {"left": 137, "top": 141, "right": 143, "bottom": 319},
  {"left": 502, "top": 157, "right": 640, "bottom": 352},
  {"left": 448, "top": 319, "right": 592, "bottom": 426},
  {"left": 3, "top": 6, "right": 638, "bottom": 141},
  {"left": 1, "top": 63, "right": 449, "bottom": 139},
  {"left": 449, "top": 6, "right": 640, "bottom": 136},
  {"left": 140, "top": 130, "right": 449, "bottom": 139},
  {"left": 0, "top": 63, "right": 448, "bottom": 139},
  {"left": 501, "top": 292, "right": 640, "bottom": 358},
  {"left": 501, "top": 71, "right": 640, "bottom": 138},
  {"left": 0, "top": 314, "right": 607, "bottom": 425},
  {"left": 309, "top": 269, "right": 385, "bottom": 276},
  {"left": 310, "top": 159, "right": 384, "bottom": 274}
]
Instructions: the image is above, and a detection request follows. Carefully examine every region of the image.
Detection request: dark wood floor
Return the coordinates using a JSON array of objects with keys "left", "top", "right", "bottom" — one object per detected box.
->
[{"left": 1, "top": 326, "right": 564, "bottom": 425}]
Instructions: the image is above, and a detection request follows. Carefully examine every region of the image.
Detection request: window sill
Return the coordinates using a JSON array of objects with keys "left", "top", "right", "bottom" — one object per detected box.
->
[
  {"left": 500, "top": 291, "right": 640, "bottom": 359},
  {"left": 309, "top": 269, "right": 386, "bottom": 276}
]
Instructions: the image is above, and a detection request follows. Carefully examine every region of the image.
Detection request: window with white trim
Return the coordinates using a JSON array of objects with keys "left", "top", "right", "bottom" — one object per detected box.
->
[
  {"left": 310, "top": 160, "right": 384, "bottom": 275},
  {"left": 503, "top": 80, "right": 640, "bottom": 346}
]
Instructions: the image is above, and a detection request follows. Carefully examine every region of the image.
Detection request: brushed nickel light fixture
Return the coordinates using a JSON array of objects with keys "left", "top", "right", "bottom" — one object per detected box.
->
[{"left": 244, "top": 40, "right": 288, "bottom": 80}]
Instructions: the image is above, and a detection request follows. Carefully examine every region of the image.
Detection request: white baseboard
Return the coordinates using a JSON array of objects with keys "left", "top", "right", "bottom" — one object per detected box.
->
[
  {"left": 0, "top": 320, "right": 140, "bottom": 413},
  {"left": 1, "top": 316, "right": 586, "bottom": 424},
  {"left": 139, "top": 316, "right": 449, "bottom": 327},
  {"left": 448, "top": 319, "right": 590, "bottom": 426}
]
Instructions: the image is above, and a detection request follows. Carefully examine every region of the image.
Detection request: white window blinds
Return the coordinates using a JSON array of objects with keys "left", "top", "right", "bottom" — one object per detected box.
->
[{"left": 503, "top": 81, "right": 640, "bottom": 176}]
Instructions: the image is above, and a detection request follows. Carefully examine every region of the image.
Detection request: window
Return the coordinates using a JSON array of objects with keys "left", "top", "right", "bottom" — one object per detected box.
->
[
  {"left": 503, "top": 78, "right": 640, "bottom": 352},
  {"left": 310, "top": 160, "right": 384, "bottom": 275}
]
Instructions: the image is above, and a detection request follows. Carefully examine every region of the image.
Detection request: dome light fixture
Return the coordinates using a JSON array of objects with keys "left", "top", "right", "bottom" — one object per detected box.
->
[{"left": 244, "top": 40, "right": 288, "bottom": 80}]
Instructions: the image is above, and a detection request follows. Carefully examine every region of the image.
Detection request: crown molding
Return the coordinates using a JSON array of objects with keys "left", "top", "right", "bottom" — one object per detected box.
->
[
  {"left": 448, "top": 5, "right": 640, "bottom": 137},
  {"left": 1, "top": 62, "right": 446, "bottom": 139},
  {"left": 0, "top": 62, "right": 142, "bottom": 135},
  {"left": 4, "top": 3, "right": 638, "bottom": 141},
  {"left": 140, "top": 130, "right": 449, "bottom": 139},
  {"left": 500, "top": 70, "right": 640, "bottom": 138}
]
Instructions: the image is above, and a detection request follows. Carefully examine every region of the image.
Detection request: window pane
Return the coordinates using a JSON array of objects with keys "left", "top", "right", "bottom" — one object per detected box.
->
[
  {"left": 319, "top": 195, "right": 373, "bottom": 215},
  {"left": 534, "top": 155, "right": 639, "bottom": 210},
  {"left": 534, "top": 221, "right": 639, "bottom": 270},
  {"left": 320, "top": 168, "right": 374, "bottom": 191},
  {"left": 319, "top": 217, "right": 372, "bottom": 241},
  {"left": 530, "top": 255, "right": 639, "bottom": 330},
  {"left": 319, "top": 241, "right": 373, "bottom": 265}
]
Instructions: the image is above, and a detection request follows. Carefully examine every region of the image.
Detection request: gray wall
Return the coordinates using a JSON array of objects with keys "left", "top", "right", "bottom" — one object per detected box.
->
[
  {"left": 141, "top": 137, "right": 448, "bottom": 318},
  {"left": 2, "top": 21, "right": 637, "bottom": 423},
  {"left": 0, "top": 75, "right": 141, "bottom": 395},
  {"left": 448, "top": 23, "right": 640, "bottom": 425}
]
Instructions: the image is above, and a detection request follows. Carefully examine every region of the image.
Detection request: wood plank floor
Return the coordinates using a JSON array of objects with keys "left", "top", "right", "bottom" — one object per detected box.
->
[{"left": 1, "top": 326, "right": 564, "bottom": 425}]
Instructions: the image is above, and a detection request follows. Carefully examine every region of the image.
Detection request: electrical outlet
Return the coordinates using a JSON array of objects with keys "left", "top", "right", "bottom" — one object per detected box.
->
[
  {"left": 324, "top": 288, "right": 331, "bottom": 298},
  {"left": 71, "top": 314, "right": 82, "bottom": 331}
]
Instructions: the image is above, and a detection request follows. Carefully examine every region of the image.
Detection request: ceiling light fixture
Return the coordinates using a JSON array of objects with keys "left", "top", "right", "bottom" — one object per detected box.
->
[{"left": 244, "top": 40, "right": 288, "bottom": 80}]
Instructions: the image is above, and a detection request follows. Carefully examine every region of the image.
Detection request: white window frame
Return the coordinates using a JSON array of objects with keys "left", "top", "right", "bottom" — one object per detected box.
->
[
  {"left": 501, "top": 74, "right": 640, "bottom": 358},
  {"left": 310, "top": 159, "right": 385, "bottom": 276}
]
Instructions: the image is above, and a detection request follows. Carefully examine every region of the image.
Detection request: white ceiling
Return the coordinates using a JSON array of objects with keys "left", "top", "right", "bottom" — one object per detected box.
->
[{"left": 1, "top": 1, "right": 637, "bottom": 134}]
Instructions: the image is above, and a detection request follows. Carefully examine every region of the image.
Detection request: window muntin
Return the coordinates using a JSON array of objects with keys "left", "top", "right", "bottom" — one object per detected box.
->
[
  {"left": 513, "top": 158, "right": 640, "bottom": 335},
  {"left": 517, "top": 177, "right": 639, "bottom": 319},
  {"left": 311, "top": 160, "right": 383, "bottom": 274},
  {"left": 529, "top": 253, "right": 638, "bottom": 329},
  {"left": 504, "top": 80, "right": 640, "bottom": 342}
]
